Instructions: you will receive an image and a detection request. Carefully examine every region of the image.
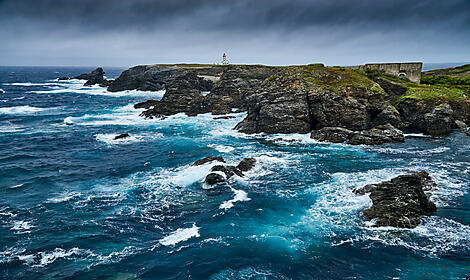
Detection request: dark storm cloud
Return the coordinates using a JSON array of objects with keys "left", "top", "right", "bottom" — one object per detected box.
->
[
  {"left": 0, "top": 0, "right": 469, "bottom": 66},
  {"left": 1, "top": 0, "right": 469, "bottom": 32}
]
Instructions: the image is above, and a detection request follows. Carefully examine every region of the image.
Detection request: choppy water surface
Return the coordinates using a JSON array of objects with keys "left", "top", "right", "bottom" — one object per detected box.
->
[{"left": 0, "top": 67, "right": 469, "bottom": 279}]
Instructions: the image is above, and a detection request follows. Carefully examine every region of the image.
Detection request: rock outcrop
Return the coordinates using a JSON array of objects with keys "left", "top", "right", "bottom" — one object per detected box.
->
[
  {"left": 74, "top": 67, "right": 108, "bottom": 86},
  {"left": 114, "top": 133, "right": 130, "bottom": 140},
  {"left": 354, "top": 172, "right": 437, "bottom": 228},
  {"left": 192, "top": 156, "right": 225, "bottom": 166},
  {"left": 311, "top": 124, "right": 404, "bottom": 145},
  {"left": 197, "top": 157, "right": 257, "bottom": 187},
  {"left": 140, "top": 71, "right": 211, "bottom": 118}
]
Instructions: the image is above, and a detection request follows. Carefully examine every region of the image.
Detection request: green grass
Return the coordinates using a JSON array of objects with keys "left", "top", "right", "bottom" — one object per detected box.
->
[
  {"left": 397, "top": 85, "right": 469, "bottom": 103},
  {"left": 421, "top": 75, "right": 470, "bottom": 86}
]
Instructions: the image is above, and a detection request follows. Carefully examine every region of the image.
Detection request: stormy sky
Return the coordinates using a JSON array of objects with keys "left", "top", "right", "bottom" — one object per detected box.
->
[{"left": 0, "top": 0, "right": 469, "bottom": 67}]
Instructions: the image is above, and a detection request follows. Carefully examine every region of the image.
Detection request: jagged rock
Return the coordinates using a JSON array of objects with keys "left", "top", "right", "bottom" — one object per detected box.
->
[
  {"left": 211, "top": 165, "right": 244, "bottom": 178},
  {"left": 371, "top": 106, "right": 404, "bottom": 129},
  {"left": 192, "top": 156, "right": 225, "bottom": 166},
  {"left": 74, "top": 67, "right": 107, "bottom": 86},
  {"left": 114, "top": 133, "right": 130, "bottom": 140},
  {"left": 348, "top": 124, "right": 404, "bottom": 145},
  {"left": 424, "top": 103, "right": 453, "bottom": 136},
  {"left": 236, "top": 66, "right": 388, "bottom": 134},
  {"left": 204, "top": 173, "right": 226, "bottom": 185},
  {"left": 140, "top": 71, "right": 211, "bottom": 118},
  {"left": 58, "top": 76, "right": 70, "bottom": 81},
  {"left": 310, "top": 127, "right": 354, "bottom": 143},
  {"left": 236, "top": 158, "right": 256, "bottom": 172},
  {"left": 234, "top": 77, "right": 312, "bottom": 134},
  {"left": 354, "top": 172, "right": 437, "bottom": 228}
]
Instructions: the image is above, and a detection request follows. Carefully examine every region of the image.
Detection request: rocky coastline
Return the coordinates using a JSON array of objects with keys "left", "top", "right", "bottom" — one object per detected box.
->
[
  {"left": 68, "top": 63, "right": 470, "bottom": 229},
  {"left": 73, "top": 63, "right": 470, "bottom": 144}
]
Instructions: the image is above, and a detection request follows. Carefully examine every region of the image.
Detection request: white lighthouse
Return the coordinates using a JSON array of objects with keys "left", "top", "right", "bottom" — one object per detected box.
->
[{"left": 221, "top": 53, "right": 229, "bottom": 65}]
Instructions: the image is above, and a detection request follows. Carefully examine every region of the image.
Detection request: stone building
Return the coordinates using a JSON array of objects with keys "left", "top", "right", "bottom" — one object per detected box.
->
[{"left": 350, "top": 62, "right": 423, "bottom": 83}]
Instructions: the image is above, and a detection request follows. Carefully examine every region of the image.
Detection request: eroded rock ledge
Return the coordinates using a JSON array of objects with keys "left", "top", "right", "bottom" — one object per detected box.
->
[{"left": 354, "top": 172, "right": 437, "bottom": 228}]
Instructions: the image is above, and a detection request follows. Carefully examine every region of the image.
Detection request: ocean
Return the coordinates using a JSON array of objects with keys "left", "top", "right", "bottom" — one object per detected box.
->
[{"left": 0, "top": 66, "right": 469, "bottom": 279}]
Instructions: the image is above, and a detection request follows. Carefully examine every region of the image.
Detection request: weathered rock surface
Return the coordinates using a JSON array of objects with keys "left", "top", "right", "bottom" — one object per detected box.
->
[
  {"left": 236, "top": 66, "right": 390, "bottom": 135},
  {"left": 348, "top": 124, "right": 405, "bottom": 145},
  {"left": 423, "top": 103, "right": 453, "bottom": 136},
  {"left": 192, "top": 156, "right": 225, "bottom": 166},
  {"left": 354, "top": 172, "right": 437, "bottom": 228},
  {"left": 310, "top": 127, "right": 354, "bottom": 143},
  {"left": 114, "top": 133, "right": 130, "bottom": 140},
  {"left": 140, "top": 71, "right": 210, "bottom": 118},
  {"left": 311, "top": 124, "right": 404, "bottom": 145}
]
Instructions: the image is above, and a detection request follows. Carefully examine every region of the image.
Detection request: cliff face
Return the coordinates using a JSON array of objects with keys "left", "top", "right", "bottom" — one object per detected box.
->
[{"left": 104, "top": 63, "right": 470, "bottom": 143}]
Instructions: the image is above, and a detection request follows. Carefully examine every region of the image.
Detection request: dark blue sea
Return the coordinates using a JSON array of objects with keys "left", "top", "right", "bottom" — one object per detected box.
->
[{"left": 0, "top": 66, "right": 469, "bottom": 279}]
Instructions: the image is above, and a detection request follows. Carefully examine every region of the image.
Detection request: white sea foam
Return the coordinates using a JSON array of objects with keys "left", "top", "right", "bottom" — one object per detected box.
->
[
  {"left": 404, "top": 133, "right": 432, "bottom": 138},
  {"left": 219, "top": 187, "right": 251, "bottom": 210},
  {"left": 159, "top": 224, "right": 200, "bottom": 246},
  {"left": 46, "top": 192, "right": 81, "bottom": 203},
  {"left": 0, "top": 88, "right": 4, "bottom": 93},
  {"left": 209, "top": 144, "right": 235, "bottom": 153},
  {"left": 11, "top": 220, "right": 35, "bottom": 233},
  {"left": 33, "top": 247, "right": 83, "bottom": 267},
  {"left": 9, "top": 184, "right": 23, "bottom": 189},
  {"left": 95, "top": 133, "right": 162, "bottom": 145},
  {"left": 0, "top": 106, "right": 48, "bottom": 115}
]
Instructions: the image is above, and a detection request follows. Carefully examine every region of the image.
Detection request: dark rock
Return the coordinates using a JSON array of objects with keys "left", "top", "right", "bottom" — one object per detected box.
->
[
  {"left": 371, "top": 106, "right": 405, "bottom": 129},
  {"left": 192, "top": 156, "right": 225, "bottom": 166},
  {"left": 236, "top": 158, "right": 256, "bottom": 172},
  {"left": 204, "top": 173, "right": 226, "bottom": 185},
  {"left": 213, "top": 116, "right": 236, "bottom": 120},
  {"left": 58, "top": 76, "right": 70, "bottom": 81},
  {"left": 114, "top": 133, "right": 130, "bottom": 140},
  {"left": 236, "top": 67, "right": 389, "bottom": 134},
  {"left": 310, "top": 127, "right": 354, "bottom": 143},
  {"left": 424, "top": 103, "right": 453, "bottom": 136},
  {"left": 140, "top": 71, "right": 210, "bottom": 118},
  {"left": 355, "top": 172, "right": 437, "bottom": 228},
  {"left": 211, "top": 165, "right": 244, "bottom": 178},
  {"left": 134, "top": 100, "right": 159, "bottom": 110},
  {"left": 347, "top": 124, "right": 404, "bottom": 145},
  {"left": 234, "top": 76, "right": 312, "bottom": 134}
]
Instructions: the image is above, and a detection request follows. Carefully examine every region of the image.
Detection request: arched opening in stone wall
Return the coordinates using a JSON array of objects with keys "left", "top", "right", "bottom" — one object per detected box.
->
[{"left": 398, "top": 72, "right": 408, "bottom": 78}]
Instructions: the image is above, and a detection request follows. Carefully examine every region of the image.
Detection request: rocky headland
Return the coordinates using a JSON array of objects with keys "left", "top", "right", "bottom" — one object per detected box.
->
[{"left": 82, "top": 63, "right": 470, "bottom": 144}]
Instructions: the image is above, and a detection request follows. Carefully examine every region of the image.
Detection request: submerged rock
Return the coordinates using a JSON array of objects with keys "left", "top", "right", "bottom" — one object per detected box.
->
[
  {"left": 114, "top": 133, "right": 130, "bottom": 140},
  {"left": 58, "top": 76, "right": 70, "bottom": 81},
  {"left": 354, "top": 172, "right": 437, "bottom": 228},
  {"left": 192, "top": 156, "right": 225, "bottom": 166}
]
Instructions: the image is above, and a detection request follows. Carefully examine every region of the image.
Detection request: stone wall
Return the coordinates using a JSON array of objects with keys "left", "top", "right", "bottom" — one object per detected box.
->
[{"left": 349, "top": 62, "right": 423, "bottom": 83}]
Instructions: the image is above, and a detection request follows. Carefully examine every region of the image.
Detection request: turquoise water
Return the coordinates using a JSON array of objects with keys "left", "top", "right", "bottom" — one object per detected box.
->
[{"left": 0, "top": 67, "right": 469, "bottom": 279}]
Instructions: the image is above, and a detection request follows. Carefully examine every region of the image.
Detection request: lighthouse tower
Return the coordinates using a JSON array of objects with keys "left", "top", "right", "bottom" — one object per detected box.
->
[{"left": 221, "top": 53, "right": 229, "bottom": 65}]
